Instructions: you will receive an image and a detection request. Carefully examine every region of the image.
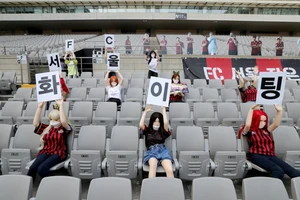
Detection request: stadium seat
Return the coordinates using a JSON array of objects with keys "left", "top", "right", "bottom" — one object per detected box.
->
[
  {"left": 191, "top": 177, "right": 238, "bottom": 200},
  {"left": 181, "top": 79, "right": 192, "bottom": 88},
  {"left": 93, "top": 71, "right": 105, "bottom": 80},
  {"left": 220, "top": 88, "right": 241, "bottom": 106},
  {"left": 130, "top": 78, "right": 144, "bottom": 89},
  {"left": 208, "top": 126, "right": 250, "bottom": 179},
  {"left": 202, "top": 88, "right": 222, "bottom": 111},
  {"left": 31, "top": 176, "right": 81, "bottom": 200},
  {"left": 69, "top": 101, "right": 93, "bottom": 136},
  {"left": 176, "top": 126, "right": 214, "bottom": 180},
  {"left": 285, "top": 80, "right": 299, "bottom": 90},
  {"left": 283, "top": 89, "right": 299, "bottom": 105},
  {"left": 0, "top": 101, "right": 24, "bottom": 125},
  {"left": 0, "top": 71, "right": 17, "bottom": 91},
  {"left": 217, "top": 103, "right": 244, "bottom": 133},
  {"left": 92, "top": 102, "right": 117, "bottom": 138},
  {"left": 87, "top": 177, "right": 132, "bottom": 200},
  {"left": 169, "top": 103, "right": 193, "bottom": 138},
  {"left": 292, "top": 177, "right": 300, "bottom": 200},
  {"left": 242, "top": 177, "right": 289, "bottom": 200},
  {"left": 193, "top": 79, "right": 208, "bottom": 93},
  {"left": 263, "top": 104, "right": 293, "bottom": 125},
  {"left": 0, "top": 124, "right": 14, "bottom": 160},
  {"left": 240, "top": 102, "right": 255, "bottom": 120},
  {"left": 125, "top": 87, "right": 143, "bottom": 104},
  {"left": 86, "top": 87, "right": 105, "bottom": 110},
  {"left": 81, "top": 72, "right": 92, "bottom": 78},
  {"left": 122, "top": 78, "right": 129, "bottom": 94},
  {"left": 67, "top": 78, "right": 82, "bottom": 89},
  {"left": 102, "top": 126, "right": 140, "bottom": 179},
  {"left": 140, "top": 178, "right": 185, "bottom": 200},
  {"left": 193, "top": 102, "right": 219, "bottom": 136},
  {"left": 160, "top": 71, "right": 172, "bottom": 79},
  {"left": 272, "top": 126, "right": 300, "bottom": 171},
  {"left": 224, "top": 79, "right": 238, "bottom": 89},
  {"left": 8, "top": 88, "right": 32, "bottom": 103},
  {"left": 67, "top": 126, "right": 106, "bottom": 179},
  {"left": 117, "top": 102, "right": 142, "bottom": 127},
  {"left": 97, "top": 78, "right": 105, "bottom": 87},
  {"left": 286, "top": 103, "right": 300, "bottom": 126},
  {"left": 121, "top": 71, "right": 132, "bottom": 80},
  {"left": 209, "top": 79, "right": 223, "bottom": 89},
  {"left": 27, "top": 88, "right": 37, "bottom": 102},
  {"left": 17, "top": 101, "right": 46, "bottom": 125},
  {"left": 132, "top": 71, "right": 145, "bottom": 79},
  {"left": 66, "top": 87, "right": 87, "bottom": 109},
  {"left": 1, "top": 125, "right": 39, "bottom": 175},
  {"left": 0, "top": 175, "right": 33, "bottom": 200},
  {"left": 292, "top": 89, "right": 300, "bottom": 101},
  {"left": 184, "top": 88, "right": 201, "bottom": 111},
  {"left": 82, "top": 78, "right": 97, "bottom": 91}
]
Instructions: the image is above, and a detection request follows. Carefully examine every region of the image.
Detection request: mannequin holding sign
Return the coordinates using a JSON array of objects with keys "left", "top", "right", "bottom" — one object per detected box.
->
[
  {"left": 236, "top": 66, "right": 258, "bottom": 103},
  {"left": 148, "top": 50, "right": 159, "bottom": 79},
  {"left": 64, "top": 51, "right": 78, "bottom": 78},
  {"left": 104, "top": 69, "right": 124, "bottom": 106}
]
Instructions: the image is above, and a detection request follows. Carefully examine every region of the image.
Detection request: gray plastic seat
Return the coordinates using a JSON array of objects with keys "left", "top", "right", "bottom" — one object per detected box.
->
[
  {"left": 264, "top": 104, "right": 293, "bottom": 125},
  {"left": 87, "top": 177, "right": 132, "bottom": 200},
  {"left": 220, "top": 88, "right": 241, "bottom": 106},
  {"left": 8, "top": 88, "right": 32, "bottom": 103},
  {"left": 93, "top": 71, "right": 105, "bottom": 79},
  {"left": 118, "top": 102, "right": 142, "bottom": 127},
  {"left": 192, "top": 177, "right": 238, "bottom": 200},
  {"left": 67, "top": 78, "right": 82, "bottom": 88},
  {"left": 169, "top": 103, "right": 193, "bottom": 138},
  {"left": 193, "top": 79, "right": 208, "bottom": 95},
  {"left": 286, "top": 80, "right": 299, "bottom": 90},
  {"left": 181, "top": 79, "right": 192, "bottom": 88},
  {"left": 0, "top": 101, "right": 24, "bottom": 124},
  {"left": 273, "top": 126, "right": 300, "bottom": 171},
  {"left": 132, "top": 71, "right": 145, "bottom": 79},
  {"left": 130, "top": 78, "right": 144, "bottom": 89},
  {"left": 292, "top": 177, "right": 300, "bottom": 200},
  {"left": 103, "top": 126, "right": 140, "bottom": 179},
  {"left": 0, "top": 72, "right": 17, "bottom": 91},
  {"left": 242, "top": 177, "right": 289, "bottom": 200},
  {"left": 125, "top": 87, "right": 143, "bottom": 104},
  {"left": 86, "top": 87, "right": 105, "bottom": 110},
  {"left": 0, "top": 175, "right": 33, "bottom": 200},
  {"left": 193, "top": 103, "right": 219, "bottom": 136},
  {"left": 292, "top": 89, "right": 300, "bottom": 101},
  {"left": 202, "top": 88, "right": 222, "bottom": 111},
  {"left": 82, "top": 78, "right": 97, "bottom": 91},
  {"left": 140, "top": 178, "right": 185, "bottom": 200},
  {"left": 176, "top": 126, "right": 214, "bottom": 180},
  {"left": 68, "top": 126, "right": 106, "bottom": 179},
  {"left": 208, "top": 126, "right": 249, "bottom": 179},
  {"left": 217, "top": 103, "right": 244, "bottom": 133},
  {"left": 97, "top": 78, "right": 105, "bottom": 87},
  {"left": 0, "top": 124, "right": 13, "bottom": 159},
  {"left": 283, "top": 89, "right": 299, "bottom": 105},
  {"left": 81, "top": 72, "right": 92, "bottom": 78},
  {"left": 17, "top": 101, "right": 46, "bottom": 125},
  {"left": 121, "top": 71, "right": 132, "bottom": 80},
  {"left": 209, "top": 79, "right": 223, "bottom": 89},
  {"left": 92, "top": 102, "right": 117, "bottom": 138},
  {"left": 160, "top": 71, "right": 172, "bottom": 79},
  {"left": 240, "top": 102, "right": 255, "bottom": 120},
  {"left": 69, "top": 102, "right": 93, "bottom": 136},
  {"left": 32, "top": 176, "right": 81, "bottom": 200},
  {"left": 184, "top": 88, "right": 201, "bottom": 111},
  {"left": 67, "top": 87, "right": 87, "bottom": 109},
  {"left": 286, "top": 103, "right": 300, "bottom": 126},
  {"left": 224, "top": 79, "right": 238, "bottom": 89},
  {"left": 1, "top": 125, "right": 39, "bottom": 175}
]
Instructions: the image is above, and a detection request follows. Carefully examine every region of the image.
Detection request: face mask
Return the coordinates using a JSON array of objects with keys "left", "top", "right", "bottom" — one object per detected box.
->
[
  {"left": 259, "top": 122, "right": 266, "bottom": 129},
  {"left": 173, "top": 79, "right": 179, "bottom": 84},
  {"left": 153, "top": 125, "right": 160, "bottom": 131},
  {"left": 50, "top": 121, "right": 61, "bottom": 128},
  {"left": 111, "top": 82, "right": 117, "bottom": 87},
  {"left": 151, "top": 54, "right": 155, "bottom": 58}
]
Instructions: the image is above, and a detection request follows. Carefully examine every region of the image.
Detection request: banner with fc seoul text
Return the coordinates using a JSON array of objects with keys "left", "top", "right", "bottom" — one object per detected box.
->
[{"left": 182, "top": 58, "right": 300, "bottom": 80}]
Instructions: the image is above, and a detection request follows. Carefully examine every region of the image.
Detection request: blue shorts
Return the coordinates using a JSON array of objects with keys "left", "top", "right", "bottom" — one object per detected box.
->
[{"left": 143, "top": 144, "right": 172, "bottom": 165}]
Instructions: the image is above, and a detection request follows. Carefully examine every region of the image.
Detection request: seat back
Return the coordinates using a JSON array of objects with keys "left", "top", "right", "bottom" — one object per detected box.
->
[
  {"left": 286, "top": 80, "right": 299, "bottom": 90},
  {"left": 0, "top": 175, "right": 33, "bottom": 200},
  {"left": 132, "top": 72, "right": 145, "bottom": 79},
  {"left": 82, "top": 78, "right": 97, "bottom": 88},
  {"left": 202, "top": 88, "right": 219, "bottom": 101},
  {"left": 0, "top": 124, "right": 13, "bottom": 156},
  {"left": 221, "top": 88, "right": 238, "bottom": 101},
  {"left": 193, "top": 102, "right": 218, "bottom": 134},
  {"left": 160, "top": 71, "right": 172, "bottom": 79},
  {"left": 209, "top": 79, "right": 223, "bottom": 88},
  {"left": 292, "top": 177, "right": 300, "bottom": 200},
  {"left": 67, "top": 78, "right": 82, "bottom": 88},
  {"left": 240, "top": 102, "right": 255, "bottom": 120},
  {"left": 242, "top": 177, "right": 289, "bottom": 200},
  {"left": 130, "top": 78, "right": 144, "bottom": 88},
  {"left": 193, "top": 79, "right": 208, "bottom": 88},
  {"left": 88, "top": 87, "right": 105, "bottom": 99},
  {"left": 106, "top": 126, "right": 139, "bottom": 179},
  {"left": 87, "top": 177, "right": 132, "bottom": 200},
  {"left": 25, "top": 101, "right": 45, "bottom": 117},
  {"left": 71, "top": 126, "right": 106, "bottom": 179},
  {"left": 68, "top": 87, "right": 87, "bottom": 99},
  {"left": 118, "top": 102, "right": 142, "bottom": 127},
  {"left": 71, "top": 101, "right": 93, "bottom": 123},
  {"left": 93, "top": 71, "right": 104, "bottom": 79},
  {"left": 177, "top": 126, "right": 210, "bottom": 180},
  {"left": 0, "top": 101, "right": 24, "bottom": 124},
  {"left": 292, "top": 89, "right": 300, "bottom": 101},
  {"left": 140, "top": 178, "right": 185, "bottom": 200},
  {"left": 286, "top": 103, "right": 300, "bottom": 124},
  {"left": 81, "top": 72, "right": 92, "bottom": 78},
  {"left": 35, "top": 176, "right": 82, "bottom": 200},
  {"left": 192, "top": 177, "right": 238, "bottom": 200},
  {"left": 126, "top": 88, "right": 143, "bottom": 103},
  {"left": 217, "top": 103, "right": 239, "bottom": 122},
  {"left": 224, "top": 79, "right": 238, "bottom": 89},
  {"left": 14, "top": 88, "right": 32, "bottom": 99}
]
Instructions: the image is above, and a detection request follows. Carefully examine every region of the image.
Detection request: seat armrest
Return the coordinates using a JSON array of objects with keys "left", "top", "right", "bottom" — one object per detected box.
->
[
  {"left": 138, "top": 139, "right": 144, "bottom": 170},
  {"left": 204, "top": 139, "right": 209, "bottom": 152},
  {"left": 29, "top": 198, "right": 36, "bottom": 200},
  {"left": 173, "top": 157, "right": 179, "bottom": 170},
  {"left": 64, "top": 158, "right": 71, "bottom": 169},
  {"left": 106, "top": 138, "right": 111, "bottom": 152},
  {"left": 72, "top": 138, "right": 78, "bottom": 150},
  {"left": 172, "top": 139, "right": 177, "bottom": 159},
  {"left": 50, "top": 161, "right": 65, "bottom": 171},
  {"left": 101, "top": 158, "right": 107, "bottom": 171},
  {"left": 209, "top": 159, "right": 216, "bottom": 170},
  {"left": 9, "top": 137, "right": 14, "bottom": 148},
  {"left": 25, "top": 158, "right": 36, "bottom": 170},
  {"left": 237, "top": 139, "right": 242, "bottom": 152},
  {"left": 245, "top": 160, "right": 252, "bottom": 170}
]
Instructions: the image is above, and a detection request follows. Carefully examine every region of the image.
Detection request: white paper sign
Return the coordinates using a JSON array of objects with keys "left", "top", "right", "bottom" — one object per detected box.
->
[
  {"left": 105, "top": 34, "right": 114, "bottom": 48},
  {"left": 146, "top": 77, "right": 171, "bottom": 107},
  {"left": 36, "top": 71, "right": 62, "bottom": 102},
  {"left": 65, "top": 39, "right": 74, "bottom": 51},
  {"left": 107, "top": 53, "right": 120, "bottom": 71},
  {"left": 47, "top": 53, "right": 62, "bottom": 72},
  {"left": 256, "top": 72, "right": 286, "bottom": 105}
]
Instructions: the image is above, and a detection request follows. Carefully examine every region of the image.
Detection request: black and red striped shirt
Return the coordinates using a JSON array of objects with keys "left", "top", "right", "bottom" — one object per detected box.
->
[
  {"left": 239, "top": 86, "right": 257, "bottom": 102},
  {"left": 245, "top": 129, "right": 275, "bottom": 156},
  {"left": 35, "top": 123, "right": 72, "bottom": 160}
]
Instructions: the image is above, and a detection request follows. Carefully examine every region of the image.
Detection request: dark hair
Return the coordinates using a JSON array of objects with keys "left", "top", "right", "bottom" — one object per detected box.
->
[
  {"left": 148, "top": 50, "right": 157, "bottom": 65},
  {"left": 148, "top": 112, "right": 164, "bottom": 133},
  {"left": 171, "top": 74, "right": 181, "bottom": 83}
]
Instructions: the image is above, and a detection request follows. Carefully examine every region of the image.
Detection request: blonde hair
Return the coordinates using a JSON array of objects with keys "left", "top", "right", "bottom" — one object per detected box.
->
[{"left": 37, "top": 109, "right": 60, "bottom": 151}]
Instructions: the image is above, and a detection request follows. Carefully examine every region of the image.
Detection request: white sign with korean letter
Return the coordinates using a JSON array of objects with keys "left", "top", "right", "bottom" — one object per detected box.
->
[
  {"left": 107, "top": 53, "right": 120, "bottom": 71},
  {"left": 36, "top": 71, "right": 62, "bottom": 102},
  {"left": 65, "top": 39, "right": 74, "bottom": 51},
  {"left": 256, "top": 72, "right": 286, "bottom": 105},
  {"left": 105, "top": 34, "right": 115, "bottom": 48},
  {"left": 146, "top": 77, "right": 171, "bottom": 107},
  {"left": 47, "top": 53, "right": 62, "bottom": 72}
]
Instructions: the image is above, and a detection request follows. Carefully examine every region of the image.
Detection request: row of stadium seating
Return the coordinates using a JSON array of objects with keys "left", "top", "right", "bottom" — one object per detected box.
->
[
  {"left": 1, "top": 175, "right": 300, "bottom": 200},
  {"left": 1, "top": 124, "right": 299, "bottom": 181},
  {"left": 1, "top": 34, "right": 300, "bottom": 57}
]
